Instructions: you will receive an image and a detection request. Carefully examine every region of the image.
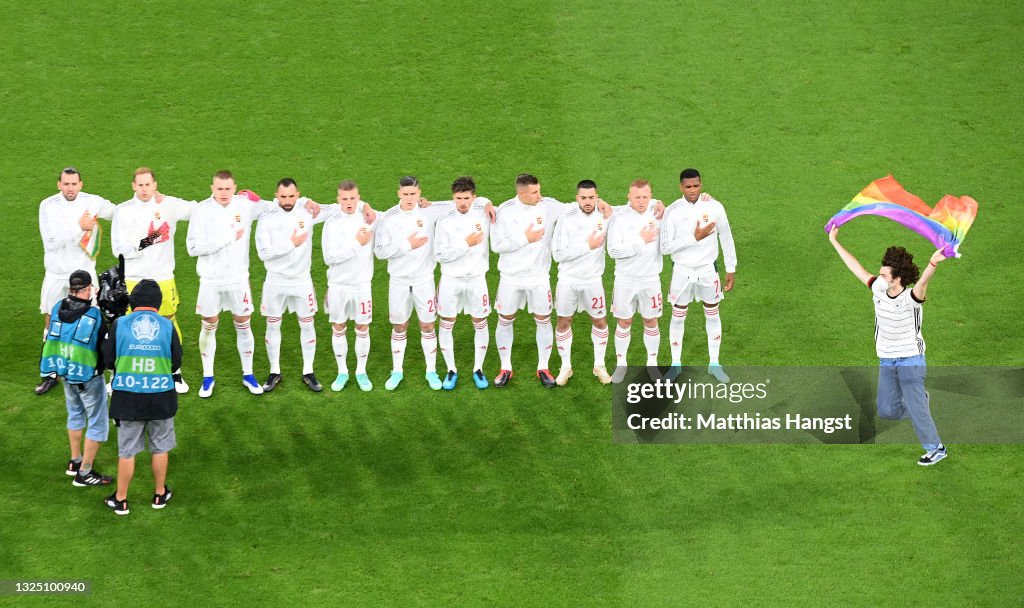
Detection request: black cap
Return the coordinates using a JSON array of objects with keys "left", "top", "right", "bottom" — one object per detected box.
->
[
  {"left": 129, "top": 279, "right": 163, "bottom": 310},
  {"left": 69, "top": 270, "right": 92, "bottom": 290}
]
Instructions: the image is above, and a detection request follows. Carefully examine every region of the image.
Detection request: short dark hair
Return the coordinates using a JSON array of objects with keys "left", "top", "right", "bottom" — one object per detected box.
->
[
  {"left": 399, "top": 176, "right": 420, "bottom": 188},
  {"left": 277, "top": 177, "right": 298, "bottom": 189},
  {"left": 576, "top": 179, "right": 597, "bottom": 191},
  {"left": 881, "top": 246, "right": 920, "bottom": 286},
  {"left": 680, "top": 168, "right": 701, "bottom": 182},
  {"left": 451, "top": 176, "right": 476, "bottom": 194},
  {"left": 59, "top": 167, "right": 81, "bottom": 181},
  {"left": 515, "top": 174, "right": 539, "bottom": 187},
  {"left": 338, "top": 180, "right": 358, "bottom": 191},
  {"left": 213, "top": 170, "right": 234, "bottom": 181}
]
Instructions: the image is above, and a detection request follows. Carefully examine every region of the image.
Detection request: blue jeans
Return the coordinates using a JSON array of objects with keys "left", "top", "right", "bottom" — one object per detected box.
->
[{"left": 877, "top": 354, "right": 941, "bottom": 450}]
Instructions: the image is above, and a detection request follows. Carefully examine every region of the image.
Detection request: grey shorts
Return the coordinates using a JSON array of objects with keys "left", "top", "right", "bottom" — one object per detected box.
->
[{"left": 117, "top": 418, "right": 176, "bottom": 458}]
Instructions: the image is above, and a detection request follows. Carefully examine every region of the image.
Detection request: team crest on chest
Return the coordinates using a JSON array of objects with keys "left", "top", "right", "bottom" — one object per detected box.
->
[
  {"left": 597, "top": 222, "right": 603, "bottom": 231},
  {"left": 536, "top": 216, "right": 543, "bottom": 224},
  {"left": 234, "top": 214, "right": 241, "bottom": 223},
  {"left": 416, "top": 219, "right": 424, "bottom": 228},
  {"left": 702, "top": 214, "right": 708, "bottom": 223},
  {"left": 154, "top": 212, "right": 161, "bottom": 220},
  {"left": 298, "top": 220, "right": 305, "bottom": 229}
]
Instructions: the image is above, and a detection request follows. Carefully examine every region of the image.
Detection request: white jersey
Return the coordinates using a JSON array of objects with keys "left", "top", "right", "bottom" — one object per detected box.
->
[
  {"left": 322, "top": 204, "right": 376, "bottom": 288},
  {"left": 186, "top": 195, "right": 271, "bottom": 286},
  {"left": 551, "top": 205, "right": 608, "bottom": 282},
  {"left": 373, "top": 202, "right": 453, "bottom": 284},
  {"left": 870, "top": 277, "right": 925, "bottom": 358},
  {"left": 607, "top": 205, "right": 662, "bottom": 282},
  {"left": 661, "top": 196, "right": 737, "bottom": 274},
  {"left": 39, "top": 191, "right": 116, "bottom": 279},
  {"left": 112, "top": 195, "right": 197, "bottom": 281},
  {"left": 491, "top": 197, "right": 569, "bottom": 282},
  {"left": 255, "top": 200, "right": 337, "bottom": 286},
  {"left": 434, "top": 199, "right": 492, "bottom": 279}
]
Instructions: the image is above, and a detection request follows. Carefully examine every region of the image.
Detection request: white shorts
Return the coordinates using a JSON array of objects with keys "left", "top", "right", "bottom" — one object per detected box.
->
[
  {"left": 613, "top": 279, "right": 663, "bottom": 320},
  {"left": 437, "top": 275, "right": 490, "bottom": 318},
  {"left": 389, "top": 279, "right": 436, "bottom": 324},
  {"left": 669, "top": 268, "right": 723, "bottom": 306},
  {"left": 555, "top": 279, "right": 607, "bottom": 319},
  {"left": 495, "top": 278, "right": 552, "bottom": 316},
  {"left": 196, "top": 281, "right": 254, "bottom": 317},
  {"left": 261, "top": 279, "right": 317, "bottom": 317},
  {"left": 325, "top": 284, "right": 373, "bottom": 325},
  {"left": 40, "top": 270, "right": 97, "bottom": 314}
]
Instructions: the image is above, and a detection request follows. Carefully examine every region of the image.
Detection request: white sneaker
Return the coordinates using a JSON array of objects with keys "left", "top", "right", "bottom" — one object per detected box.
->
[
  {"left": 173, "top": 372, "right": 189, "bottom": 394},
  {"left": 917, "top": 445, "right": 947, "bottom": 466},
  {"left": 555, "top": 367, "right": 573, "bottom": 386},
  {"left": 593, "top": 366, "right": 612, "bottom": 384}
]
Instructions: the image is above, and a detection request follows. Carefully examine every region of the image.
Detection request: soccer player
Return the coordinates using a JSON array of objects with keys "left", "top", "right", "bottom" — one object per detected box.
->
[
  {"left": 111, "top": 167, "right": 196, "bottom": 393},
  {"left": 185, "top": 170, "right": 292, "bottom": 398},
  {"left": 433, "top": 176, "right": 493, "bottom": 390},
  {"left": 322, "top": 180, "right": 377, "bottom": 392},
  {"left": 255, "top": 178, "right": 337, "bottom": 393},
  {"left": 36, "top": 167, "right": 116, "bottom": 395},
  {"left": 551, "top": 179, "right": 612, "bottom": 385},
  {"left": 829, "top": 228, "right": 948, "bottom": 466},
  {"left": 607, "top": 180, "right": 663, "bottom": 381},
  {"left": 660, "top": 168, "right": 736, "bottom": 383},
  {"left": 373, "top": 176, "right": 465, "bottom": 391}
]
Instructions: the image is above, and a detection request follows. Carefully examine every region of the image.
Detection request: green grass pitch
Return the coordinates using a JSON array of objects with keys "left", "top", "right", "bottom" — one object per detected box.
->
[{"left": 1, "top": 1, "right": 1022, "bottom": 605}]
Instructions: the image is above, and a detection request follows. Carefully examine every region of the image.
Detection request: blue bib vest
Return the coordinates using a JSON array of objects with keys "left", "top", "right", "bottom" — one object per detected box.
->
[
  {"left": 40, "top": 301, "right": 103, "bottom": 384},
  {"left": 112, "top": 310, "right": 174, "bottom": 393}
]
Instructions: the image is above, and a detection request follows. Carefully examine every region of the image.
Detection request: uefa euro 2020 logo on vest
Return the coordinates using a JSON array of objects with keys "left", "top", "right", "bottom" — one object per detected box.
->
[{"left": 131, "top": 314, "right": 161, "bottom": 343}]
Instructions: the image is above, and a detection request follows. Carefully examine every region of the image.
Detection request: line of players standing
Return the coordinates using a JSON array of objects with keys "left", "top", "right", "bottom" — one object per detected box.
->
[{"left": 36, "top": 166, "right": 737, "bottom": 398}]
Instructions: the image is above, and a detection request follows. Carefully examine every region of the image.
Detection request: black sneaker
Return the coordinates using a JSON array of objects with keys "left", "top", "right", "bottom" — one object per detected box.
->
[
  {"left": 917, "top": 445, "right": 948, "bottom": 466},
  {"left": 73, "top": 469, "right": 112, "bottom": 487},
  {"left": 65, "top": 459, "right": 81, "bottom": 477},
  {"left": 152, "top": 487, "right": 173, "bottom": 509},
  {"left": 302, "top": 373, "right": 323, "bottom": 392},
  {"left": 494, "top": 369, "right": 513, "bottom": 388},
  {"left": 35, "top": 374, "right": 59, "bottom": 395},
  {"left": 536, "top": 369, "right": 556, "bottom": 388},
  {"left": 104, "top": 493, "right": 130, "bottom": 515},
  {"left": 262, "top": 373, "right": 282, "bottom": 392}
]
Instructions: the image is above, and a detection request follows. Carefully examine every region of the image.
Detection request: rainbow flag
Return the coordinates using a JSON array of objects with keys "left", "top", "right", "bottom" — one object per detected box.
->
[
  {"left": 80, "top": 224, "right": 102, "bottom": 260},
  {"left": 824, "top": 175, "right": 978, "bottom": 258}
]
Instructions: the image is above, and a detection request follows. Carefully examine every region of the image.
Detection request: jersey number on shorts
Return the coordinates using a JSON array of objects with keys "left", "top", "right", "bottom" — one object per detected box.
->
[
  {"left": 360, "top": 301, "right": 372, "bottom": 315},
  {"left": 591, "top": 296, "right": 605, "bottom": 310},
  {"left": 650, "top": 294, "right": 662, "bottom": 309}
]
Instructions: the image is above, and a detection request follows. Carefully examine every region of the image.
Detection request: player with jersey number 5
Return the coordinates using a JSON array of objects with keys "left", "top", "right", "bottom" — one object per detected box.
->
[
  {"left": 829, "top": 227, "right": 949, "bottom": 466},
  {"left": 255, "top": 178, "right": 339, "bottom": 393},
  {"left": 660, "top": 168, "right": 737, "bottom": 383}
]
